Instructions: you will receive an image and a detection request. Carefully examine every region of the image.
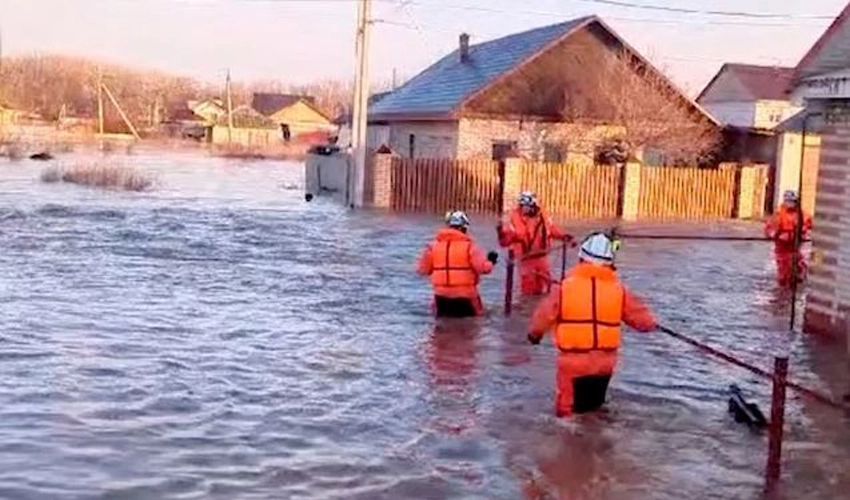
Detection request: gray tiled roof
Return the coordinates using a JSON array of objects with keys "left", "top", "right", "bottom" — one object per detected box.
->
[{"left": 370, "top": 17, "right": 592, "bottom": 118}]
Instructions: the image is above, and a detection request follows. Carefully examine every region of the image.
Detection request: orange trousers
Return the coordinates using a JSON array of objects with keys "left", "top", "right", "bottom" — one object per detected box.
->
[
  {"left": 774, "top": 249, "right": 807, "bottom": 287},
  {"left": 556, "top": 351, "right": 618, "bottom": 417},
  {"left": 519, "top": 256, "right": 552, "bottom": 296}
]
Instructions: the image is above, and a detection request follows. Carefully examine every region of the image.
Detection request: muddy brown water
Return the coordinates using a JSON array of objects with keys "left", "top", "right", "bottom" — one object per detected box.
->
[{"left": 0, "top": 153, "right": 848, "bottom": 499}]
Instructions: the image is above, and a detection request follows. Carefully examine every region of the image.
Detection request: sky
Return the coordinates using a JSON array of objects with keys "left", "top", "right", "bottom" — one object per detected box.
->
[{"left": 0, "top": 0, "right": 847, "bottom": 96}]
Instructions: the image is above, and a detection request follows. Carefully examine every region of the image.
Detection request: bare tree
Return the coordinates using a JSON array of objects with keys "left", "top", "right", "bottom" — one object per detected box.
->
[{"left": 558, "top": 49, "right": 720, "bottom": 165}]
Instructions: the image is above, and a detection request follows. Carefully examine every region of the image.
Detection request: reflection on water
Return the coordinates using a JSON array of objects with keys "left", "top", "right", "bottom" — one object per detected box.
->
[{"left": 0, "top": 152, "right": 847, "bottom": 499}]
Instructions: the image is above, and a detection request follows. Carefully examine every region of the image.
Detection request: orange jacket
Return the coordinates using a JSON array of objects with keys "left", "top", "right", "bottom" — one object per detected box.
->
[
  {"left": 498, "top": 207, "right": 566, "bottom": 258},
  {"left": 417, "top": 228, "right": 494, "bottom": 299},
  {"left": 529, "top": 262, "right": 656, "bottom": 344},
  {"left": 765, "top": 206, "right": 812, "bottom": 251}
]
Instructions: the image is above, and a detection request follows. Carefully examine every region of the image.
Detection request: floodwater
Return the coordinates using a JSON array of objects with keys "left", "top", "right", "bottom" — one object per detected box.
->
[{"left": 0, "top": 152, "right": 847, "bottom": 500}]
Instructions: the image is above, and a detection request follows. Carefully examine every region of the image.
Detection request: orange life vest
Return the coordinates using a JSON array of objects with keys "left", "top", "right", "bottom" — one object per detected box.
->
[
  {"left": 431, "top": 240, "right": 477, "bottom": 289},
  {"left": 555, "top": 265, "right": 624, "bottom": 352}
]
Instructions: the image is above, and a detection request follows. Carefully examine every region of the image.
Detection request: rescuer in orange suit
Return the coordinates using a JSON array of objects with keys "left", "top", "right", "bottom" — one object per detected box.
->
[
  {"left": 765, "top": 190, "right": 813, "bottom": 287},
  {"left": 417, "top": 211, "right": 498, "bottom": 318},
  {"left": 528, "top": 233, "right": 657, "bottom": 417},
  {"left": 497, "top": 192, "right": 573, "bottom": 296}
]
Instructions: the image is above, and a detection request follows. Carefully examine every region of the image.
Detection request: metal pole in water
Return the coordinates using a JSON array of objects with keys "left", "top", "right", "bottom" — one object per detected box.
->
[
  {"left": 765, "top": 356, "right": 789, "bottom": 494},
  {"left": 560, "top": 241, "right": 568, "bottom": 280},
  {"left": 504, "top": 250, "right": 514, "bottom": 316}
]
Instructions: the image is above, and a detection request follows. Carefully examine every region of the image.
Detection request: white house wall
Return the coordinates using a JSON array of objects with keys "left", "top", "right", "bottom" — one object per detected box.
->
[
  {"left": 388, "top": 122, "right": 458, "bottom": 159},
  {"left": 753, "top": 100, "right": 805, "bottom": 130}
]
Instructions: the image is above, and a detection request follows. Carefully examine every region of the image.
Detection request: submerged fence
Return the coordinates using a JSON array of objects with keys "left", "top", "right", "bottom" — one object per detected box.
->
[{"left": 367, "top": 154, "right": 768, "bottom": 221}]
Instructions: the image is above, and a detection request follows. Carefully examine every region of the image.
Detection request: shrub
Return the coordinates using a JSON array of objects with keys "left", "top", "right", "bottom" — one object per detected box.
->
[{"left": 41, "top": 163, "right": 154, "bottom": 192}]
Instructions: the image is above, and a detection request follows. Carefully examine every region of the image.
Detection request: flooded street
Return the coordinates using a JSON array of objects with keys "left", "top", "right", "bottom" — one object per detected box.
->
[{"left": 0, "top": 153, "right": 847, "bottom": 499}]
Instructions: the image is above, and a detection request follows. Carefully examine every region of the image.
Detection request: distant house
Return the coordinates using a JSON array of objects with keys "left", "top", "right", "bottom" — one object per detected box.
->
[
  {"left": 251, "top": 93, "right": 335, "bottom": 140},
  {"left": 788, "top": 1, "right": 850, "bottom": 339},
  {"left": 698, "top": 64, "right": 803, "bottom": 130},
  {"left": 368, "top": 16, "right": 717, "bottom": 162},
  {"left": 188, "top": 99, "right": 227, "bottom": 124},
  {"left": 698, "top": 64, "right": 808, "bottom": 211},
  {"left": 210, "top": 105, "right": 281, "bottom": 146}
]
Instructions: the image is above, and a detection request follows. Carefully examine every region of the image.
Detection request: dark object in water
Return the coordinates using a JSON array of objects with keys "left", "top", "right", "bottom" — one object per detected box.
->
[
  {"left": 305, "top": 193, "right": 314, "bottom": 202},
  {"left": 728, "top": 384, "right": 768, "bottom": 429},
  {"left": 30, "top": 152, "right": 53, "bottom": 161},
  {"left": 308, "top": 145, "right": 340, "bottom": 156}
]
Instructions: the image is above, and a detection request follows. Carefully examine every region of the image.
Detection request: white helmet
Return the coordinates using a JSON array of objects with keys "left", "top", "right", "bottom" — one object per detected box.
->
[
  {"left": 518, "top": 191, "right": 538, "bottom": 208},
  {"left": 579, "top": 232, "right": 617, "bottom": 265},
  {"left": 445, "top": 210, "right": 470, "bottom": 229},
  {"left": 783, "top": 190, "right": 799, "bottom": 204}
]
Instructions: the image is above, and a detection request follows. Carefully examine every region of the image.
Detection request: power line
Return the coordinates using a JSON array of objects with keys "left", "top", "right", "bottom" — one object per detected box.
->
[
  {"left": 393, "top": 0, "right": 832, "bottom": 26},
  {"left": 572, "top": 0, "right": 835, "bottom": 20}
]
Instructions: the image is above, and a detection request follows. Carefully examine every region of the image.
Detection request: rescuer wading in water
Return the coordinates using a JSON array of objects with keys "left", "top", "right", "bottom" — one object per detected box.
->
[
  {"left": 417, "top": 211, "right": 498, "bottom": 318},
  {"left": 528, "top": 232, "right": 656, "bottom": 416}
]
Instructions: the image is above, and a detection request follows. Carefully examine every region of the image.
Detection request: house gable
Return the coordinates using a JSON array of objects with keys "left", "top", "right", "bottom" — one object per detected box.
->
[
  {"left": 269, "top": 100, "right": 331, "bottom": 125},
  {"left": 793, "top": 3, "right": 850, "bottom": 82},
  {"left": 698, "top": 67, "right": 756, "bottom": 103}
]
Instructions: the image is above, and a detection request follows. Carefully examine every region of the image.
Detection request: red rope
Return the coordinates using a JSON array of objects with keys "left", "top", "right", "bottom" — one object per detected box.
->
[{"left": 659, "top": 326, "right": 848, "bottom": 412}]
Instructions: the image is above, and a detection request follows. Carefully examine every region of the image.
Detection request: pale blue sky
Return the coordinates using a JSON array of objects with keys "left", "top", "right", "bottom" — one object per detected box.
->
[{"left": 0, "top": 0, "right": 846, "bottom": 95}]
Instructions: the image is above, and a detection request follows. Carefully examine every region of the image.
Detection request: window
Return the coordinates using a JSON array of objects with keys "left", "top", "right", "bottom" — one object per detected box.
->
[
  {"left": 281, "top": 124, "right": 291, "bottom": 141},
  {"left": 408, "top": 134, "right": 416, "bottom": 159},
  {"left": 543, "top": 143, "right": 564, "bottom": 163},
  {"left": 492, "top": 141, "right": 517, "bottom": 161}
]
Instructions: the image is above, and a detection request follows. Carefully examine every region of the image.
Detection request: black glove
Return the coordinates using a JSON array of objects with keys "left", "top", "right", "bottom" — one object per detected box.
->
[
  {"left": 527, "top": 333, "right": 541, "bottom": 345},
  {"left": 487, "top": 251, "right": 499, "bottom": 264}
]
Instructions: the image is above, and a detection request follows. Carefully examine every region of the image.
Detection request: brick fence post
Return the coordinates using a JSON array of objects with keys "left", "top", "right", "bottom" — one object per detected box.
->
[
  {"left": 501, "top": 158, "right": 523, "bottom": 215},
  {"left": 371, "top": 153, "right": 394, "bottom": 209},
  {"left": 620, "top": 161, "right": 642, "bottom": 221}
]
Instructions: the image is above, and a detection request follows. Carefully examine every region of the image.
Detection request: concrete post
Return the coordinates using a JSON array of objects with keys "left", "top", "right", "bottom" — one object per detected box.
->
[
  {"left": 371, "top": 153, "right": 393, "bottom": 208},
  {"left": 621, "top": 161, "right": 642, "bottom": 221}
]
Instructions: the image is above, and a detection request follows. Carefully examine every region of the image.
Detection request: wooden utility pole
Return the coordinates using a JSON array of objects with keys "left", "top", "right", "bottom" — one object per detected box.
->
[
  {"left": 97, "top": 67, "right": 104, "bottom": 135},
  {"left": 226, "top": 69, "right": 234, "bottom": 145},
  {"left": 101, "top": 83, "right": 140, "bottom": 140},
  {"left": 350, "top": 0, "right": 372, "bottom": 208}
]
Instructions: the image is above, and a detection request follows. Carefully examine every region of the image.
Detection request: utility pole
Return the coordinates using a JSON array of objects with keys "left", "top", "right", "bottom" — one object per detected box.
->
[
  {"left": 226, "top": 68, "right": 234, "bottom": 145},
  {"left": 350, "top": 0, "right": 371, "bottom": 208},
  {"left": 97, "top": 66, "right": 104, "bottom": 135},
  {"left": 392, "top": 68, "right": 398, "bottom": 90}
]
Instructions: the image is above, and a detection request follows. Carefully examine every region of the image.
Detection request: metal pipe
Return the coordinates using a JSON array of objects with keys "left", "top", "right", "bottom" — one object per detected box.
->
[
  {"left": 765, "top": 356, "right": 789, "bottom": 493},
  {"left": 504, "top": 249, "right": 514, "bottom": 316}
]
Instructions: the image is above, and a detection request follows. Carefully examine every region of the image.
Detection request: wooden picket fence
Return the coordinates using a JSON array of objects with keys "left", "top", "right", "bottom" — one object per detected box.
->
[
  {"left": 375, "top": 155, "right": 766, "bottom": 220},
  {"left": 390, "top": 157, "right": 501, "bottom": 213},
  {"left": 638, "top": 166, "right": 737, "bottom": 219},
  {"left": 521, "top": 162, "right": 622, "bottom": 219}
]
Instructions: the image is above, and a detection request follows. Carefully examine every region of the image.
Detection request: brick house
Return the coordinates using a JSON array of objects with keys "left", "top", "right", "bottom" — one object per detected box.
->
[
  {"left": 368, "top": 16, "right": 717, "bottom": 162},
  {"left": 789, "top": 2, "right": 850, "bottom": 344}
]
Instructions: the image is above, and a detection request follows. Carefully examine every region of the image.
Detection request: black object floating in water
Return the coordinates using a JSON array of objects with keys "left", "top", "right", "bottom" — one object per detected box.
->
[
  {"left": 305, "top": 193, "right": 314, "bottom": 202},
  {"left": 728, "top": 384, "right": 768, "bottom": 429},
  {"left": 29, "top": 152, "right": 53, "bottom": 161}
]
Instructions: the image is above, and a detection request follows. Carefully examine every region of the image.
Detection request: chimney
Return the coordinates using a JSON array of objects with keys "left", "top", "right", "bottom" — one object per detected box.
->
[{"left": 459, "top": 33, "right": 470, "bottom": 63}]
